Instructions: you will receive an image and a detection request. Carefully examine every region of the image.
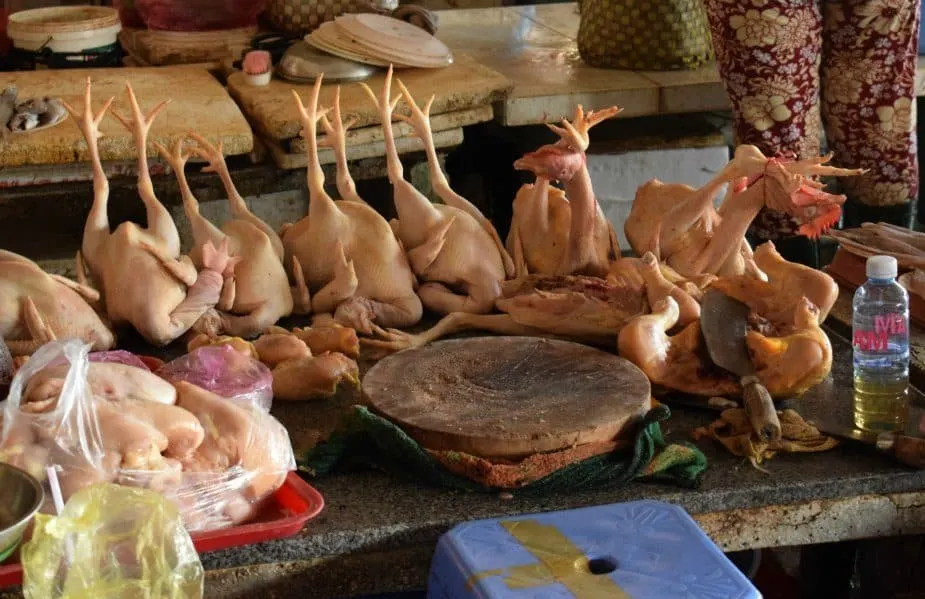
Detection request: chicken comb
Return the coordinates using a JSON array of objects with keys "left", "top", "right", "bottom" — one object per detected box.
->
[{"left": 797, "top": 206, "right": 842, "bottom": 239}]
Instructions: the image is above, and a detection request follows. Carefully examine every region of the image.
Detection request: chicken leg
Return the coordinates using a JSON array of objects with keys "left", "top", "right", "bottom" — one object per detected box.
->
[
  {"left": 319, "top": 87, "right": 364, "bottom": 205},
  {"left": 361, "top": 67, "right": 507, "bottom": 315}
]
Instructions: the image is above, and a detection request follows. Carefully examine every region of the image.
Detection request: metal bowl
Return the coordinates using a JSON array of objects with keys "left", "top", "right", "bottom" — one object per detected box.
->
[{"left": 0, "top": 463, "right": 43, "bottom": 563}]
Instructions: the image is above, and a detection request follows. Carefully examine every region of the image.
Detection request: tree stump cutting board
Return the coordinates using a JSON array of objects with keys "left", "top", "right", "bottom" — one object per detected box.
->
[{"left": 362, "top": 336, "right": 652, "bottom": 459}]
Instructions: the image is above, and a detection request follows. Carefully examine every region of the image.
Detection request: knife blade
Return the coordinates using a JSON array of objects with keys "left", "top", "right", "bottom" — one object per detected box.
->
[
  {"left": 810, "top": 419, "right": 925, "bottom": 469},
  {"left": 700, "top": 289, "right": 782, "bottom": 442}
]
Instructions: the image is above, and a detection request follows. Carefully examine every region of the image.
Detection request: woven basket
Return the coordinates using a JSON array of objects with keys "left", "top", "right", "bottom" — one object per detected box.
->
[
  {"left": 577, "top": 0, "right": 714, "bottom": 70},
  {"left": 267, "top": 0, "right": 398, "bottom": 35}
]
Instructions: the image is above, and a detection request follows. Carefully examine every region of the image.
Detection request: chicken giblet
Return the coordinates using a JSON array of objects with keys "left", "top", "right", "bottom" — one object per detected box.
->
[
  {"left": 507, "top": 105, "right": 622, "bottom": 278},
  {"left": 154, "top": 134, "right": 298, "bottom": 339},
  {"left": 280, "top": 76, "right": 422, "bottom": 334},
  {"left": 0, "top": 249, "right": 114, "bottom": 356},
  {"left": 67, "top": 79, "right": 231, "bottom": 347},
  {"left": 363, "top": 252, "right": 702, "bottom": 356},
  {"left": 625, "top": 145, "right": 864, "bottom": 278},
  {"left": 360, "top": 68, "right": 513, "bottom": 315}
]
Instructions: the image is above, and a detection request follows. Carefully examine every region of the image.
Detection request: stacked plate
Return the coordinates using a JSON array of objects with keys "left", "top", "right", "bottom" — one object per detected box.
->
[{"left": 305, "top": 13, "right": 453, "bottom": 69}]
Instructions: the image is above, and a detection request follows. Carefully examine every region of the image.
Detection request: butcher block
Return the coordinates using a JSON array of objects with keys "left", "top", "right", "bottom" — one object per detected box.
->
[
  {"left": 362, "top": 336, "right": 652, "bottom": 460},
  {"left": 227, "top": 54, "right": 513, "bottom": 142},
  {"left": 0, "top": 66, "right": 254, "bottom": 168}
]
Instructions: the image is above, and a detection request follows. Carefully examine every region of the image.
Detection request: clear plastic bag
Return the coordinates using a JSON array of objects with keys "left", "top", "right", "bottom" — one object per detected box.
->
[
  {"left": 21, "top": 483, "right": 204, "bottom": 599},
  {"left": 156, "top": 345, "right": 274, "bottom": 412},
  {"left": 0, "top": 339, "right": 296, "bottom": 532}
]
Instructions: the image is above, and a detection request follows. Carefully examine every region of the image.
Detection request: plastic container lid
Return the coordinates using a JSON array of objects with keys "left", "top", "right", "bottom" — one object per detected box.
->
[{"left": 867, "top": 255, "right": 898, "bottom": 279}]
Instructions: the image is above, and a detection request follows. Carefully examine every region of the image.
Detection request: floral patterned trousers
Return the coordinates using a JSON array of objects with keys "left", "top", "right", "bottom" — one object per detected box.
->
[{"left": 704, "top": 0, "right": 920, "bottom": 240}]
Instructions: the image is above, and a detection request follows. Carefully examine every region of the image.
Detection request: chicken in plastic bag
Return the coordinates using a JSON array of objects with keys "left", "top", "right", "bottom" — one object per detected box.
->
[
  {"left": 21, "top": 482, "right": 204, "bottom": 599},
  {"left": 0, "top": 339, "right": 296, "bottom": 531},
  {"left": 156, "top": 345, "right": 273, "bottom": 411}
]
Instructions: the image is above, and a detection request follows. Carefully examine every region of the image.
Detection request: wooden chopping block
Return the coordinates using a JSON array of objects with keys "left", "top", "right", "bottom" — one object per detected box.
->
[{"left": 362, "top": 336, "right": 652, "bottom": 460}]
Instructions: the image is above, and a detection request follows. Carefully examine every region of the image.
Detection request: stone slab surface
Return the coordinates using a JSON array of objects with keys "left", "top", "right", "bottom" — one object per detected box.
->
[
  {"left": 0, "top": 66, "right": 253, "bottom": 167},
  {"left": 227, "top": 53, "right": 511, "bottom": 141}
]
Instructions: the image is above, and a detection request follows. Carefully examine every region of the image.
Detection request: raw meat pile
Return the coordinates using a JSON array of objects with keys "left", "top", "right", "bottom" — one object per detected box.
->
[{"left": 0, "top": 339, "right": 295, "bottom": 532}]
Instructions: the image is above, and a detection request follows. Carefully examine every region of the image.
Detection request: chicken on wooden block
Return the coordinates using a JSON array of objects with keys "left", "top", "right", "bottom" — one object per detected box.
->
[
  {"left": 625, "top": 145, "right": 865, "bottom": 279},
  {"left": 154, "top": 134, "right": 296, "bottom": 339},
  {"left": 67, "top": 79, "right": 231, "bottom": 347},
  {"left": 507, "top": 105, "right": 622, "bottom": 278},
  {"left": 619, "top": 243, "right": 834, "bottom": 399},
  {"left": 363, "top": 252, "right": 703, "bottom": 356},
  {"left": 0, "top": 249, "right": 114, "bottom": 356},
  {"left": 280, "top": 75, "right": 422, "bottom": 334},
  {"left": 360, "top": 67, "right": 513, "bottom": 315}
]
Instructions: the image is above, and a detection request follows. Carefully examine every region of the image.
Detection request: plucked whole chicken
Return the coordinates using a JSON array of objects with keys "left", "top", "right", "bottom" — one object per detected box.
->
[
  {"left": 361, "top": 67, "right": 515, "bottom": 315},
  {"left": 67, "top": 78, "right": 233, "bottom": 347},
  {"left": 280, "top": 75, "right": 423, "bottom": 335}
]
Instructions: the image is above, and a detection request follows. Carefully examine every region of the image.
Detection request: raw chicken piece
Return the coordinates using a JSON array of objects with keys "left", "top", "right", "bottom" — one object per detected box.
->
[
  {"left": 155, "top": 134, "right": 297, "bottom": 339},
  {"left": 507, "top": 105, "right": 622, "bottom": 278},
  {"left": 108, "top": 396, "right": 205, "bottom": 459},
  {"left": 281, "top": 76, "right": 422, "bottom": 334},
  {"left": 364, "top": 252, "right": 701, "bottom": 356},
  {"left": 708, "top": 242, "right": 839, "bottom": 323},
  {"left": 292, "top": 324, "right": 359, "bottom": 359},
  {"left": 0, "top": 249, "right": 114, "bottom": 356},
  {"left": 187, "top": 332, "right": 258, "bottom": 359},
  {"left": 899, "top": 269, "right": 925, "bottom": 300},
  {"left": 175, "top": 381, "right": 293, "bottom": 502},
  {"left": 625, "top": 145, "right": 864, "bottom": 278},
  {"left": 23, "top": 361, "right": 177, "bottom": 408},
  {"left": 271, "top": 352, "right": 359, "bottom": 401},
  {"left": 360, "top": 69, "right": 513, "bottom": 315},
  {"left": 67, "top": 79, "right": 230, "bottom": 346},
  {"left": 252, "top": 333, "right": 311, "bottom": 368}
]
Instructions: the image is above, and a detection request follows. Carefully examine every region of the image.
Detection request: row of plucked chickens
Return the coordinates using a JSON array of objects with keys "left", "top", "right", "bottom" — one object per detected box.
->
[{"left": 1, "top": 70, "right": 863, "bottom": 403}]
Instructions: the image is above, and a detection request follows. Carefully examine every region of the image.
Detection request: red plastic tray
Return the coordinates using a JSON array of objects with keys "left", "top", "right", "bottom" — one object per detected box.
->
[{"left": 0, "top": 472, "right": 323, "bottom": 588}]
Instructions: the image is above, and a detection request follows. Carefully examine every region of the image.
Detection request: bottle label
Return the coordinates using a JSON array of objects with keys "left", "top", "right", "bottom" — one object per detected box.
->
[{"left": 853, "top": 312, "right": 907, "bottom": 351}]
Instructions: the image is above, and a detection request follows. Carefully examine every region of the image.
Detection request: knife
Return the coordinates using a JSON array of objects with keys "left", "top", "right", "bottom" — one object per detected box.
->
[
  {"left": 700, "top": 289, "right": 782, "bottom": 442},
  {"left": 810, "top": 419, "right": 925, "bottom": 469}
]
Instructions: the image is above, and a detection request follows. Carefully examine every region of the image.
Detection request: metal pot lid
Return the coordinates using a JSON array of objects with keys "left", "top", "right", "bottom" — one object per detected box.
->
[{"left": 277, "top": 41, "right": 376, "bottom": 83}]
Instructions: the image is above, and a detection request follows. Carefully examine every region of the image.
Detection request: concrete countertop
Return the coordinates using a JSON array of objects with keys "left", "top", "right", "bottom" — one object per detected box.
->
[{"left": 195, "top": 328, "right": 925, "bottom": 575}]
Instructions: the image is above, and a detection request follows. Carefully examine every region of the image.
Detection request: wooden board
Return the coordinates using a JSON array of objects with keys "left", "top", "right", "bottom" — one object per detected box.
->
[
  {"left": 362, "top": 336, "right": 651, "bottom": 459},
  {"left": 119, "top": 26, "right": 254, "bottom": 66},
  {"left": 227, "top": 53, "right": 512, "bottom": 141},
  {"left": 263, "top": 127, "right": 464, "bottom": 170},
  {"left": 288, "top": 105, "right": 493, "bottom": 154},
  {"left": 0, "top": 66, "right": 253, "bottom": 167}
]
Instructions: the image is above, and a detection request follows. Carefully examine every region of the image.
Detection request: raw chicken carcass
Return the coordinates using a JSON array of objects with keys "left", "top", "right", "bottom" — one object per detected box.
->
[
  {"left": 0, "top": 249, "right": 114, "bottom": 356},
  {"left": 360, "top": 69, "right": 514, "bottom": 315},
  {"left": 364, "top": 252, "right": 703, "bottom": 356},
  {"left": 625, "top": 145, "right": 865, "bottom": 278},
  {"left": 507, "top": 105, "right": 622, "bottom": 278},
  {"left": 23, "top": 361, "right": 177, "bottom": 410},
  {"left": 280, "top": 76, "right": 422, "bottom": 334},
  {"left": 67, "top": 79, "right": 231, "bottom": 346},
  {"left": 154, "top": 134, "right": 297, "bottom": 338}
]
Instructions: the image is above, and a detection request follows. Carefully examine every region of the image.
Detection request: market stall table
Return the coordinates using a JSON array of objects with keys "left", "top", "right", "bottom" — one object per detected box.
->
[
  {"left": 3, "top": 327, "right": 902, "bottom": 598},
  {"left": 0, "top": 66, "right": 253, "bottom": 168},
  {"left": 435, "top": 3, "right": 925, "bottom": 126}
]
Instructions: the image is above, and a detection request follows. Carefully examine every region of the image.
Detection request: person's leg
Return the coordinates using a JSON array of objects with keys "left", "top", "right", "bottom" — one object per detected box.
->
[
  {"left": 821, "top": 0, "right": 920, "bottom": 227},
  {"left": 704, "top": 0, "right": 825, "bottom": 261}
]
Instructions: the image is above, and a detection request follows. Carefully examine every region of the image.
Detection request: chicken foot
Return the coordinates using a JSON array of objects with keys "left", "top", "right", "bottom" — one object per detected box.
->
[
  {"left": 110, "top": 84, "right": 179, "bottom": 258},
  {"left": 319, "top": 86, "right": 364, "bottom": 205}
]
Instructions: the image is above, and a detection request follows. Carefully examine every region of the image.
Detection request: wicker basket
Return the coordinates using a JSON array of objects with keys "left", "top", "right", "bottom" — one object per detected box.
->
[
  {"left": 267, "top": 0, "right": 398, "bottom": 35},
  {"left": 577, "top": 0, "right": 713, "bottom": 71}
]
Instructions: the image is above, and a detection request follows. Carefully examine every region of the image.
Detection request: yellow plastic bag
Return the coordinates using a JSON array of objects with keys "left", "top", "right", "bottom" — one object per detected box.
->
[{"left": 21, "top": 483, "right": 204, "bottom": 599}]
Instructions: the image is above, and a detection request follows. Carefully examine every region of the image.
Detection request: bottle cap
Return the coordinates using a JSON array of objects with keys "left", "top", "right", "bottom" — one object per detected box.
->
[{"left": 867, "top": 255, "right": 898, "bottom": 279}]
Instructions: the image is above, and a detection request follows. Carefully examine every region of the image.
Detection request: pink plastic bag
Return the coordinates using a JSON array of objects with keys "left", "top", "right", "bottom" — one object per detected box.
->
[{"left": 155, "top": 346, "right": 273, "bottom": 412}]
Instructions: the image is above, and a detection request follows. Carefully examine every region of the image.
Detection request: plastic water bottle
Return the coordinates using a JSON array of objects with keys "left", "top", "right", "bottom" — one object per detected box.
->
[{"left": 852, "top": 255, "right": 910, "bottom": 432}]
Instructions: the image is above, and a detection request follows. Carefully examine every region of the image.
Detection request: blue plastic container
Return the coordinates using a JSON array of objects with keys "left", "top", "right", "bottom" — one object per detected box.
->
[{"left": 427, "top": 500, "right": 760, "bottom": 599}]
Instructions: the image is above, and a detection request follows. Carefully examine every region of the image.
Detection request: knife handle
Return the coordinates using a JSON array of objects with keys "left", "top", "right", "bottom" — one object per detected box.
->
[
  {"left": 741, "top": 376, "right": 782, "bottom": 442},
  {"left": 878, "top": 433, "right": 925, "bottom": 469}
]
